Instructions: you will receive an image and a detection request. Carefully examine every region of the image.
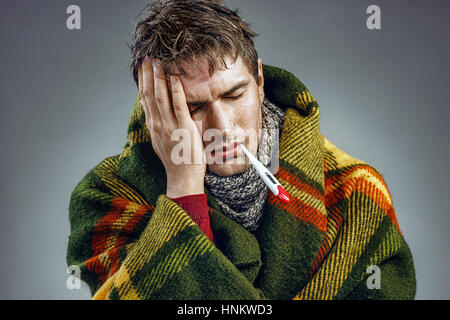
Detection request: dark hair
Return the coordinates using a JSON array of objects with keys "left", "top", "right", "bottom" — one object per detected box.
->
[{"left": 129, "top": 0, "right": 259, "bottom": 87}]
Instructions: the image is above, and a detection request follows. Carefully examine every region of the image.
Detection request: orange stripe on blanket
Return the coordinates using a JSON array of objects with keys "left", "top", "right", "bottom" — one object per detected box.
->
[
  {"left": 121, "top": 203, "right": 150, "bottom": 233},
  {"left": 308, "top": 204, "right": 344, "bottom": 279},
  {"left": 85, "top": 255, "right": 109, "bottom": 285},
  {"left": 323, "top": 156, "right": 329, "bottom": 173},
  {"left": 91, "top": 197, "right": 131, "bottom": 256},
  {"left": 356, "top": 179, "right": 402, "bottom": 235},
  {"left": 268, "top": 192, "right": 327, "bottom": 233},
  {"left": 276, "top": 167, "right": 324, "bottom": 200},
  {"left": 356, "top": 179, "right": 391, "bottom": 214},
  {"left": 88, "top": 197, "right": 153, "bottom": 284},
  {"left": 86, "top": 198, "right": 130, "bottom": 284},
  {"left": 107, "top": 245, "right": 124, "bottom": 277},
  {"left": 325, "top": 177, "right": 359, "bottom": 209},
  {"left": 309, "top": 238, "right": 331, "bottom": 279},
  {"left": 386, "top": 206, "right": 402, "bottom": 237},
  {"left": 325, "top": 165, "right": 391, "bottom": 201}
]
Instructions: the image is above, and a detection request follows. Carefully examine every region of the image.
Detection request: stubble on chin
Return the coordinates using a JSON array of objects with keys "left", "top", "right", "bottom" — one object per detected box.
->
[{"left": 207, "top": 162, "right": 251, "bottom": 177}]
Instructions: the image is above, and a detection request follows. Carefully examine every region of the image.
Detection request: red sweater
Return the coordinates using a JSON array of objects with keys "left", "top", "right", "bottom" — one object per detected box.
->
[{"left": 169, "top": 193, "right": 213, "bottom": 242}]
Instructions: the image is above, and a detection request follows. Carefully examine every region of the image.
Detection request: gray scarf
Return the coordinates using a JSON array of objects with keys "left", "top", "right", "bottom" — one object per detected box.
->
[{"left": 204, "top": 98, "right": 285, "bottom": 232}]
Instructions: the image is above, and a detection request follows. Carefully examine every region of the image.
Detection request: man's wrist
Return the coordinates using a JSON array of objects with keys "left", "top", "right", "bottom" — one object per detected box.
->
[{"left": 166, "top": 180, "right": 204, "bottom": 198}]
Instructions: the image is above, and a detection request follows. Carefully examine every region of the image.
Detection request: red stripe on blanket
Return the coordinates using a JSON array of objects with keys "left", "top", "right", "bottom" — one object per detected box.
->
[
  {"left": 356, "top": 179, "right": 401, "bottom": 235},
  {"left": 268, "top": 192, "right": 327, "bottom": 233},
  {"left": 91, "top": 197, "right": 130, "bottom": 256},
  {"left": 275, "top": 167, "right": 324, "bottom": 201},
  {"left": 87, "top": 197, "right": 153, "bottom": 284}
]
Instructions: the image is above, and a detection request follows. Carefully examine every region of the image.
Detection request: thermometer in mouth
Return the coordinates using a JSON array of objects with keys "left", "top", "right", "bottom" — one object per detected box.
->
[{"left": 239, "top": 143, "right": 290, "bottom": 204}]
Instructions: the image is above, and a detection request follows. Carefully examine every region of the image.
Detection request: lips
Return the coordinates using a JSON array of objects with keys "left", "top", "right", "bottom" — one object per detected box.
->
[{"left": 211, "top": 142, "right": 241, "bottom": 159}]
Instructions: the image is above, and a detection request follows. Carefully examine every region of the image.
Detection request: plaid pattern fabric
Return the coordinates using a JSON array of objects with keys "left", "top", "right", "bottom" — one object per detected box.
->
[{"left": 67, "top": 65, "right": 416, "bottom": 300}]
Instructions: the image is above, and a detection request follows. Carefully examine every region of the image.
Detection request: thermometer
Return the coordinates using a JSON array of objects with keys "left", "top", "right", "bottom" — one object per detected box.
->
[{"left": 239, "top": 143, "right": 290, "bottom": 204}]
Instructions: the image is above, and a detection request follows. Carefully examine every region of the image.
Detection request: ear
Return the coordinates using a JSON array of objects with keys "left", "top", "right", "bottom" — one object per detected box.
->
[{"left": 257, "top": 58, "right": 265, "bottom": 102}]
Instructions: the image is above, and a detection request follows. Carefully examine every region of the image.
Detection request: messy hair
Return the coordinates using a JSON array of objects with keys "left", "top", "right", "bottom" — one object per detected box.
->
[{"left": 129, "top": 0, "right": 259, "bottom": 86}]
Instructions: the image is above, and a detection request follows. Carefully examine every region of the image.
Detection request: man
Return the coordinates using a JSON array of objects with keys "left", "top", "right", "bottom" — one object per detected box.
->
[{"left": 67, "top": 0, "right": 416, "bottom": 300}]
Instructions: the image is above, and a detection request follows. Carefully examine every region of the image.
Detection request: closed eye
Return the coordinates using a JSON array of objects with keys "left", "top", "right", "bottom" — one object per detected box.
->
[
  {"left": 223, "top": 93, "right": 244, "bottom": 100},
  {"left": 189, "top": 105, "right": 205, "bottom": 114},
  {"left": 189, "top": 91, "right": 245, "bottom": 114}
]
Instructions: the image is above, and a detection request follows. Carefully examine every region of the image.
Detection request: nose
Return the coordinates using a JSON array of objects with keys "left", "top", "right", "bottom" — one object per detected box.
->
[{"left": 207, "top": 101, "right": 235, "bottom": 134}]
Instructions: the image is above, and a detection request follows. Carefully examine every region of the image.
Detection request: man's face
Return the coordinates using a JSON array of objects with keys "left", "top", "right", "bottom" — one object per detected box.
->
[{"left": 174, "top": 55, "right": 265, "bottom": 176}]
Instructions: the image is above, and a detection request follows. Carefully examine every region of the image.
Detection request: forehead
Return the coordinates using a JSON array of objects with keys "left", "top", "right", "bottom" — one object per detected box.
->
[{"left": 172, "top": 55, "right": 253, "bottom": 102}]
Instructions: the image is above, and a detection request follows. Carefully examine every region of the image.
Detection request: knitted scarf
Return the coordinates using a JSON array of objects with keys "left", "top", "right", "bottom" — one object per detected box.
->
[
  {"left": 67, "top": 64, "right": 416, "bottom": 300},
  {"left": 204, "top": 98, "right": 285, "bottom": 232}
]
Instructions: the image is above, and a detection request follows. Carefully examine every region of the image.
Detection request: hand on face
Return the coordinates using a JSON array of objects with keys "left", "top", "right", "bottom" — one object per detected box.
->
[{"left": 138, "top": 57, "right": 206, "bottom": 198}]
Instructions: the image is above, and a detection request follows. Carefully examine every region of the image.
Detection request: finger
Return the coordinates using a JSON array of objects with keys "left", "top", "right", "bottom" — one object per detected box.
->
[
  {"left": 138, "top": 65, "right": 151, "bottom": 125},
  {"left": 142, "top": 56, "right": 161, "bottom": 124},
  {"left": 170, "top": 75, "right": 191, "bottom": 125},
  {"left": 152, "top": 59, "right": 177, "bottom": 125}
]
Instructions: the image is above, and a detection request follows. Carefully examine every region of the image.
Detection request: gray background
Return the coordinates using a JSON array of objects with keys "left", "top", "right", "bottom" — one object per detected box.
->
[{"left": 0, "top": 0, "right": 448, "bottom": 299}]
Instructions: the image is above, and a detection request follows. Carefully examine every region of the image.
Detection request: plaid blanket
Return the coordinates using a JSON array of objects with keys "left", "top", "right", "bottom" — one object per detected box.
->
[{"left": 66, "top": 65, "right": 416, "bottom": 299}]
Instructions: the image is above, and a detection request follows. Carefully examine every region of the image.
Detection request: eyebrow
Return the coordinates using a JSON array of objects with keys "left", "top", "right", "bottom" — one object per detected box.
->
[{"left": 187, "top": 80, "right": 250, "bottom": 107}]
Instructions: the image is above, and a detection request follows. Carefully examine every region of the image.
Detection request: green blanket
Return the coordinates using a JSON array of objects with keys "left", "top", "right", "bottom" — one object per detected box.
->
[{"left": 67, "top": 64, "right": 416, "bottom": 299}]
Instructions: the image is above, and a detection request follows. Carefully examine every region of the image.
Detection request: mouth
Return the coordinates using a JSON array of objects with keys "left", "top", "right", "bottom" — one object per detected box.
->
[{"left": 211, "top": 142, "right": 241, "bottom": 160}]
